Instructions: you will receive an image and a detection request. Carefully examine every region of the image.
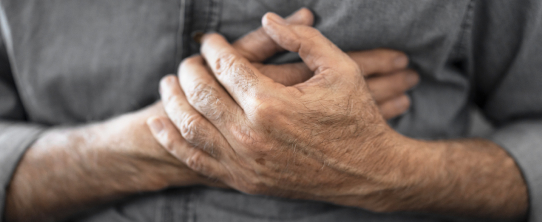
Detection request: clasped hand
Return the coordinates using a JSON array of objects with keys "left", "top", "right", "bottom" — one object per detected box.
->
[{"left": 148, "top": 9, "right": 421, "bottom": 212}]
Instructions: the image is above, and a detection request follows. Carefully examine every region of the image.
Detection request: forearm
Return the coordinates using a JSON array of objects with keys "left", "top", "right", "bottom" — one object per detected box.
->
[
  {"left": 4, "top": 119, "right": 167, "bottom": 222},
  {"left": 392, "top": 137, "right": 528, "bottom": 219}
]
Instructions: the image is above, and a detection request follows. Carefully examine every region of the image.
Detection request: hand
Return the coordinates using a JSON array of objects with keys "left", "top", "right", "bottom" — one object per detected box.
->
[
  {"left": 94, "top": 101, "right": 224, "bottom": 189},
  {"left": 150, "top": 11, "right": 528, "bottom": 220},
  {"left": 255, "top": 50, "right": 418, "bottom": 120},
  {"left": 5, "top": 102, "right": 223, "bottom": 222},
  {"left": 150, "top": 12, "right": 416, "bottom": 211},
  {"left": 233, "top": 8, "right": 418, "bottom": 120}
]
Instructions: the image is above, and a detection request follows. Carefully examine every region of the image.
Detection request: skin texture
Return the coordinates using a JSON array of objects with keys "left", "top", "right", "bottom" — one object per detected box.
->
[
  {"left": 151, "top": 11, "right": 528, "bottom": 220},
  {"left": 5, "top": 102, "right": 224, "bottom": 222},
  {"left": 4, "top": 8, "right": 418, "bottom": 222}
]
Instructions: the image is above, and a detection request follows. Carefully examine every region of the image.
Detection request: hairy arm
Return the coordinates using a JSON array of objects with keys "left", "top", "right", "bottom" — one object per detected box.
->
[
  {"left": 348, "top": 136, "right": 528, "bottom": 219},
  {"left": 5, "top": 103, "right": 212, "bottom": 222},
  {"left": 150, "top": 12, "right": 528, "bottom": 221}
]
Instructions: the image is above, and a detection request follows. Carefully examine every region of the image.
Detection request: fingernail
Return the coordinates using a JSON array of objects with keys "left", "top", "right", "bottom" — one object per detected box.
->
[
  {"left": 289, "top": 7, "right": 308, "bottom": 22},
  {"left": 159, "top": 77, "right": 169, "bottom": 95},
  {"left": 289, "top": 8, "right": 304, "bottom": 21},
  {"left": 148, "top": 118, "right": 164, "bottom": 134},
  {"left": 167, "top": 75, "right": 177, "bottom": 83},
  {"left": 267, "top": 12, "right": 287, "bottom": 25},
  {"left": 161, "top": 76, "right": 176, "bottom": 90},
  {"left": 394, "top": 55, "right": 408, "bottom": 68},
  {"left": 160, "top": 76, "right": 169, "bottom": 87},
  {"left": 159, "top": 79, "right": 168, "bottom": 95},
  {"left": 394, "top": 96, "right": 410, "bottom": 110},
  {"left": 406, "top": 72, "right": 419, "bottom": 86}
]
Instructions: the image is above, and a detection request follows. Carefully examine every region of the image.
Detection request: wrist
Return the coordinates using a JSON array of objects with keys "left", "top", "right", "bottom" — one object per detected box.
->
[
  {"left": 382, "top": 135, "right": 447, "bottom": 212},
  {"left": 340, "top": 129, "right": 444, "bottom": 212},
  {"left": 85, "top": 118, "right": 173, "bottom": 192},
  {"left": 5, "top": 126, "right": 112, "bottom": 222}
]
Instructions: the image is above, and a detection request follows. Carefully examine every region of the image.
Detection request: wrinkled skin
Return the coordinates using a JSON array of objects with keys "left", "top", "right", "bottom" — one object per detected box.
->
[
  {"left": 149, "top": 11, "right": 418, "bottom": 211},
  {"left": 149, "top": 10, "right": 528, "bottom": 220},
  {"left": 4, "top": 8, "right": 419, "bottom": 222}
]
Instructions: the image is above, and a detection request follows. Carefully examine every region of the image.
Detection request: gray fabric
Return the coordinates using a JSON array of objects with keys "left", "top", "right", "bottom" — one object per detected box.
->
[
  {"left": 0, "top": 123, "right": 44, "bottom": 220},
  {"left": 0, "top": 11, "right": 46, "bottom": 220},
  {"left": 490, "top": 121, "right": 542, "bottom": 222},
  {"left": 471, "top": 2, "right": 542, "bottom": 220},
  {"left": 0, "top": 0, "right": 540, "bottom": 221}
]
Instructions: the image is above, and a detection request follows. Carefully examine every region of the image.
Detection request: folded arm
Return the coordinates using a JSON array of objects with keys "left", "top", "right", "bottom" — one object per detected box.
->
[{"left": 151, "top": 12, "right": 529, "bottom": 220}]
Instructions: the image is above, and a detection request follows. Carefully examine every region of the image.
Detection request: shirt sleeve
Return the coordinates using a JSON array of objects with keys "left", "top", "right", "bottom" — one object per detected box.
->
[
  {"left": 471, "top": 1, "right": 542, "bottom": 220},
  {"left": 0, "top": 7, "right": 45, "bottom": 220},
  {"left": 0, "top": 124, "right": 44, "bottom": 221},
  {"left": 489, "top": 122, "right": 542, "bottom": 221}
]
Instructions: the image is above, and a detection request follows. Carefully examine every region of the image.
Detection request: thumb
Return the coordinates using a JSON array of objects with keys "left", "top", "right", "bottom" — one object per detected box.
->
[
  {"left": 262, "top": 12, "right": 359, "bottom": 86},
  {"left": 233, "top": 8, "right": 314, "bottom": 62}
]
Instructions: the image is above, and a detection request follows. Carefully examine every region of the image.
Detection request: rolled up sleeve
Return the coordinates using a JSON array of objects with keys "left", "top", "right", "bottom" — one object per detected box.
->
[
  {"left": 0, "top": 123, "right": 44, "bottom": 221},
  {"left": 470, "top": 1, "right": 542, "bottom": 220},
  {"left": 0, "top": 9, "right": 46, "bottom": 220},
  {"left": 488, "top": 121, "right": 542, "bottom": 221}
]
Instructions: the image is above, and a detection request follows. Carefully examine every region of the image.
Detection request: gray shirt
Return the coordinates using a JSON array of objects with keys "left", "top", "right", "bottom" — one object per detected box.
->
[{"left": 1, "top": 0, "right": 541, "bottom": 221}]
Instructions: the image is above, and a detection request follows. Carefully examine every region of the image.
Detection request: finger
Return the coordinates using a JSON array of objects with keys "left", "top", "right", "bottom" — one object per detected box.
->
[
  {"left": 261, "top": 49, "right": 408, "bottom": 86},
  {"left": 178, "top": 56, "right": 244, "bottom": 127},
  {"left": 255, "top": 62, "right": 312, "bottom": 86},
  {"left": 177, "top": 56, "right": 253, "bottom": 148},
  {"left": 147, "top": 116, "right": 227, "bottom": 180},
  {"left": 262, "top": 13, "right": 357, "bottom": 85},
  {"left": 200, "top": 33, "right": 276, "bottom": 109},
  {"left": 367, "top": 69, "right": 419, "bottom": 103},
  {"left": 160, "top": 74, "right": 231, "bottom": 159},
  {"left": 346, "top": 49, "right": 409, "bottom": 76},
  {"left": 379, "top": 95, "right": 411, "bottom": 120},
  {"left": 233, "top": 8, "right": 314, "bottom": 62}
]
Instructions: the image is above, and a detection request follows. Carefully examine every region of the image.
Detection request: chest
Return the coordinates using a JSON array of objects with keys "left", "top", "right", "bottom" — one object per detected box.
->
[{"left": 3, "top": 0, "right": 471, "bottom": 129}]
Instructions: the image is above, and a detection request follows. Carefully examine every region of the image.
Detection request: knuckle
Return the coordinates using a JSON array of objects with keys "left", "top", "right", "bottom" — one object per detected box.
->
[
  {"left": 179, "top": 114, "right": 206, "bottom": 144},
  {"left": 230, "top": 124, "right": 273, "bottom": 153},
  {"left": 187, "top": 82, "right": 214, "bottom": 103},
  {"left": 215, "top": 52, "right": 258, "bottom": 93},
  {"left": 214, "top": 51, "right": 239, "bottom": 76},
  {"left": 157, "top": 127, "right": 184, "bottom": 154},
  {"left": 231, "top": 125, "right": 260, "bottom": 147},
  {"left": 214, "top": 51, "right": 260, "bottom": 95},
  {"left": 164, "top": 95, "right": 187, "bottom": 122},
  {"left": 162, "top": 132, "right": 177, "bottom": 151},
  {"left": 179, "top": 114, "right": 221, "bottom": 158},
  {"left": 248, "top": 98, "right": 279, "bottom": 125},
  {"left": 167, "top": 94, "right": 184, "bottom": 107},
  {"left": 186, "top": 82, "right": 226, "bottom": 121},
  {"left": 186, "top": 152, "right": 205, "bottom": 171}
]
